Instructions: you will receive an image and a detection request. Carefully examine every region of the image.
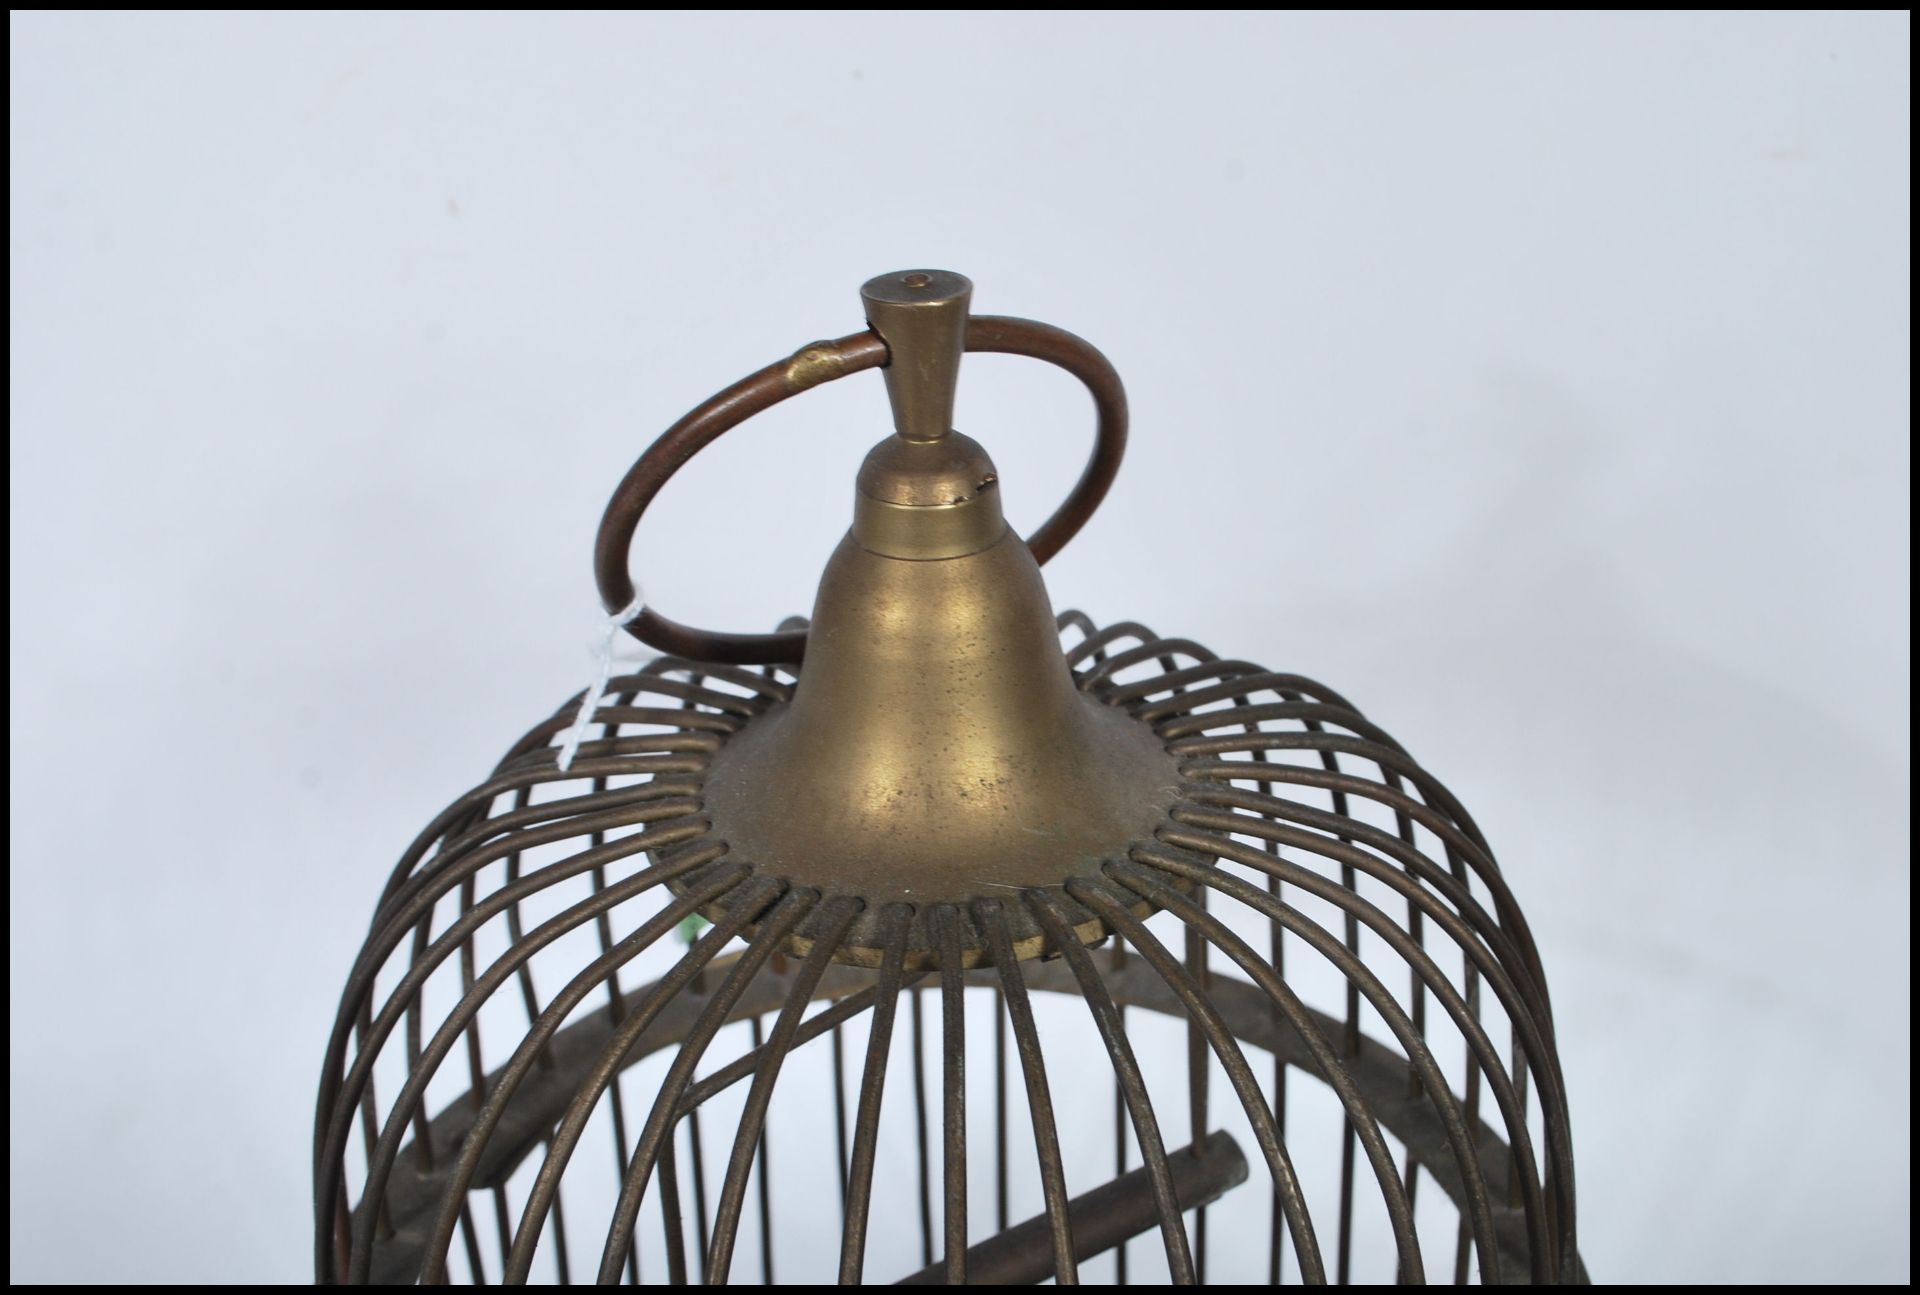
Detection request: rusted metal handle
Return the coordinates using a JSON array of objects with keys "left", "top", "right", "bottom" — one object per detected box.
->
[{"left": 592, "top": 314, "right": 1129, "bottom": 665}]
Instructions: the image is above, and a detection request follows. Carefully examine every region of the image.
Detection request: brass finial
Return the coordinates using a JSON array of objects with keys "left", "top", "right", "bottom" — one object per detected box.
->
[
  {"left": 698, "top": 270, "right": 1179, "bottom": 966},
  {"left": 861, "top": 269, "right": 972, "bottom": 443}
]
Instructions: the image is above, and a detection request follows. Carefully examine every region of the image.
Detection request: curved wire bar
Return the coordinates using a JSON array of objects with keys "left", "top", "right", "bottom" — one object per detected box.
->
[
  {"left": 1175, "top": 762, "right": 1547, "bottom": 997},
  {"left": 326, "top": 851, "right": 733, "bottom": 1278},
  {"left": 931, "top": 903, "right": 971, "bottom": 1285},
  {"left": 973, "top": 898, "right": 1078, "bottom": 1284},
  {"left": 1133, "top": 671, "right": 1570, "bottom": 1277},
  {"left": 1170, "top": 797, "right": 1554, "bottom": 1052},
  {"left": 1136, "top": 838, "right": 1558, "bottom": 1282},
  {"left": 317, "top": 784, "right": 706, "bottom": 1176},
  {"left": 318, "top": 624, "right": 1580, "bottom": 1286},
  {"left": 592, "top": 889, "right": 818, "bottom": 1283},
  {"left": 1105, "top": 863, "right": 1426, "bottom": 1282},
  {"left": 838, "top": 904, "right": 913, "bottom": 1283},
  {"left": 415, "top": 876, "right": 782, "bottom": 1284},
  {"left": 706, "top": 897, "right": 862, "bottom": 1282},
  {"left": 1153, "top": 814, "right": 1575, "bottom": 1255},
  {"left": 1026, "top": 890, "right": 1197, "bottom": 1284},
  {"left": 1068, "top": 878, "right": 1329, "bottom": 1284}
]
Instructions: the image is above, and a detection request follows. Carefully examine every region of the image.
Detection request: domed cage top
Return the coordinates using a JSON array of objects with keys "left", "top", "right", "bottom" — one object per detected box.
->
[{"left": 314, "top": 271, "right": 1581, "bottom": 1285}]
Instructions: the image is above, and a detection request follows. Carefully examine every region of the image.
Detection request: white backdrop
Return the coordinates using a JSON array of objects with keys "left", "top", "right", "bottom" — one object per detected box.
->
[{"left": 9, "top": 11, "right": 1909, "bottom": 1285}]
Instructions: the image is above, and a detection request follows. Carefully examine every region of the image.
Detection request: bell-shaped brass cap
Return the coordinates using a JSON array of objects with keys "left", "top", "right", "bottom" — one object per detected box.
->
[{"left": 700, "top": 271, "right": 1180, "bottom": 964}]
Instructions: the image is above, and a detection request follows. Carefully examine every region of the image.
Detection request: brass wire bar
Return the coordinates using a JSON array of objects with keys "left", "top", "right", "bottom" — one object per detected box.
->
[
  {"left": 911, "top": 987, "right": 934, "bottom": 1270},
  {"left": 993, "top": 985, "right": 1009, "bottom": 1234},
  {"left": 1132, "top": 842, "right": 1540, "bottom": 1283},
  {"left": 313, "top": 258, "right": 1582, "bottom": 1295},
  {"left": 897, "top": 1132, "right": 1248, "bottom": 1286},
  {"left": 1109, "top": 862, "right": 1424, "bottom": 1282},
  {"left": 747, "top": 1013, "right": 775, "bottom": 1286},
  {"left": 832, "top": 1021, "right": 851, "bottom": 1217},
  {"left": 932, "top": 904, "right": 969, "bottom": 1285},
  {"left": 974, "top": 898, "right": 1077, "bottom": 1284},
  {"left": 1068, "top": 878, "right": 1328, "bottom": 1285},
  {"left": 594, "top": 889, "right": 818, "bottom": 1283},
  {"left": 839, "top": 904, "right": 914, "bottom": 1284},
  {"left": 686, "top": 1107, "right": 711, "bottom": 1283},
  {"left": 676, "top": 973, "right": 928, "bottom": 1119},
  {"left": 318, "top": 622, "right": 1581, "bottom": 1285},
  {"left": 323, "top": 851, "right": 735, "bottom": 1280},
  {"left": 706, "top": 898, "right": 861, "bottom": 1283},
  {"left": 1026, "top": 890, "right": 1196, "bottom": 1285},
  {"left": 1151, "top": 813, "right": 1573, "bottom": 1224},
  {"left": 414, "top": 875, "right": 777, "bottom": 1285}
]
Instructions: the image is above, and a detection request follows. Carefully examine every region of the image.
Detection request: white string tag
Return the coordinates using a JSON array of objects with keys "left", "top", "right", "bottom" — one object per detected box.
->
[{"left": 556, "top": 591, "right": 650, "bottom": 773}]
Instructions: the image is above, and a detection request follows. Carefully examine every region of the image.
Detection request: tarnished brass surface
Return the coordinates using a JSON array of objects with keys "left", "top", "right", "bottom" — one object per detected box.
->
[
  {"left": 780, "top": 340, "right": 849, "bottom": 393},
  {"left": 702, "top": 520, "right": 1181, "bottom": 955},
  {"left": 325, "top": 270, "right": 1584, "bottom": 1286},
  {"left": 854, "top": 430, "right": 999, "bottom": 507},
  {"left": 860, "top": 269, "right": 971, "bottom": 442},
  {"left": 592, "top": 283, "right": 1128, "bottom": 665},
  {"left": 701, "top": 271, "right": 1180, "bottom": 962},
  {"left": 849, "top": 490, "right": 1006, "bottom": 560},
  {"left": 850, "top": 431, "right": 1006, "bottom": 560}
]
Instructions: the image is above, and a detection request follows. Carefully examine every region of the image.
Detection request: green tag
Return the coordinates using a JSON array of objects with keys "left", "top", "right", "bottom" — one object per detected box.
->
[{"left": 677, "top": 913, "right": 711, "bottom": 945}]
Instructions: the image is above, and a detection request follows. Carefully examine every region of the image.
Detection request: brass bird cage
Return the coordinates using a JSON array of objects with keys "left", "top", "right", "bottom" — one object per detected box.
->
[{"left": 314, "top": 271, "right": 1581, "bottom": 1284}]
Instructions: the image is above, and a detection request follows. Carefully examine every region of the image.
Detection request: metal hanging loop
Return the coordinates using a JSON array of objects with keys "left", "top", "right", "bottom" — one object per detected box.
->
[{"left": 592, "top": 314, "right": 1129, "bottom": 664}]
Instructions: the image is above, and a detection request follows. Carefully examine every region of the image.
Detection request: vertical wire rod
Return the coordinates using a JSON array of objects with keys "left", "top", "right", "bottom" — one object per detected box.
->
[
  {"left": 748, "top": 1013, "right": 774, "bottom": 1286},
  {"left": 1185, "top": 897, "right": 1212, "bottom": 1284},
  {"left": 832, "top": 1022, "right": 851, "bottom": 1219},
  {"left": 911, "top": 987, "right": 933, "bottom": 1269},
  {"left": 931, "top": 904, "right": 970, "bottom": 1286},
  {"left": 340, "top": 857, "right": 736, "bottom": 1282},
  {"left": 1112, "top": 934, "right": 1131, "bottom": 1286},
  {"left": 412, "top": 870, "right": 766, "bottom": 1284},
  {"left": 323, "top": 795, "right": 711, "bottom": 1198},
  {"left": 586, "top": 703, "right": 644, "bottom": 1286},
  {"left": 897, "top": 1132, "right": 1248, "bottom": 1286},
  {"left": 592, "top": 889, "right": 819, "bottom": 1283},
  {"left": 705, "top": 898, "right": 862, "bottom": 1283},
  {"left": 1133, "top": 844, "right": 1528, "bottom": 1283},
  {"left": 838, "top": 904, "right": 914, "bottom": 1284},
  {"left": 319, "top": 813, "right": 710, "bottom": 1250},
  {"left": 973, "top": 898, "right": 1078, "bottom": 1285},
  {"left": 1025, "top": 890, "right": 1196, "bottom": 1285},
  {"left": 471, "top": 878, "right": 784, "bottom": 1283},
  {"left": 1068, "top": 878, "right": 1328, "bottom": 1285},
  {"left": 1153, "top": 823, "right": 1569, "bottom": 1276},
  {"left": 994, "top": 984, "right": 1009, "bottom": 1234},
  {"left": 1162, "top": 801, "right": 1568, "bottom": 1162},
  {"left": 1109, "top": 862, "right": 1425, "bottom": 1283}
]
